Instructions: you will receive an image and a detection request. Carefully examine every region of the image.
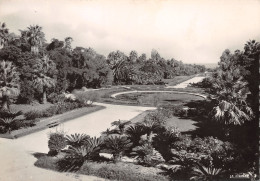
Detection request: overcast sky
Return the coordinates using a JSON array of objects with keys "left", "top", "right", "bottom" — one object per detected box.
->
[{"left": 0, "top": 0, "right": 260, "bottom": 64}]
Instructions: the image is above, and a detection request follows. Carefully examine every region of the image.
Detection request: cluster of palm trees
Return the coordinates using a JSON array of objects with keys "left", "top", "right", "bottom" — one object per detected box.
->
[{"left": 0, "top": 22, "right": 207, "bottom": 110}]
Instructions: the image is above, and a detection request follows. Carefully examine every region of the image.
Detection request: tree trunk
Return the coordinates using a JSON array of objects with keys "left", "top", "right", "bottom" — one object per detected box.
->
[
  {"left": 1, "top": 95, "right": 9, "bottom": 110},
  {"left": 42, "top": 90, "right": 47, "bottom": 104}
]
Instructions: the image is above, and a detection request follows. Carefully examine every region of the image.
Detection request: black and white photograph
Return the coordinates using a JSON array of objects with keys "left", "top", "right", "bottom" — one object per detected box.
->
[{"left": 0, "top": 0, "right": 259, "bottom": 180}]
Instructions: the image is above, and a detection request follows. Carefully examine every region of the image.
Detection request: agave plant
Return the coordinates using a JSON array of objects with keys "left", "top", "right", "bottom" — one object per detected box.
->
[
  {"left": 190, "top": 163, "right": 224, "bottom": 181},
  {"left": 104, "top": 135, "right": 132, "bottom": 162},
  {"left": 137, "top": 119, "right": 161, "bottom": 135},
  {"left": 131, "top": 143, "right": 165, "bottom": 166},
  {"left": 65, "top": 145, "right": 95, "bottom": 165},
  {"left": 0, "top": 110, "right": 23, "bottom": 133},
  {"left": 65, "top": 133, "right": 90, "bottom": 148},
  {"left": 65, "top": 136, "right": 103, "bottom": 164}
]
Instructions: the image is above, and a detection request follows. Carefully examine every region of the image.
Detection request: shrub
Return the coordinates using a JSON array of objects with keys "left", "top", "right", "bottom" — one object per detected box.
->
[
  {"left": 62, "top": 136, "right": 104, "bottom": 168},
  {"left": 0, "top": 110, "right": 23, "bottom": 133},
  {"left": 125, "top": 125, "right": 146, "bottom": 147},
  {"left": 132, "top": 143, "right": 165, "bottom": 167},
  {"left": 169, "top": 136, "right": 235, "bottom": 179},
  {"left": 190, "top": 163, "right": 225, "bottom": 181},
  {"left": 24, "top": 110, "right": 42, "bottom": 120},
  {"left": 66, "top": 133, "right": 90, "bottom": 148},
  {"left": 104, "top": 135, "right": 132, "bottom": 162},
  {"left": 48, "top": 132, "right": 66, "bottom": 156},
  {"left": 42, "top": 106, "right": 57, "bottom": 117},
  {"left": 153, "top": 127, "right": 181, "bottom": 161},
  {"left": 47, "top": 92, "right": 66, "bottom": 104},
  {"left": 144, "top": 111, "right": 167, "bottom": 126},
  {"left": 74, "top": 91, "right": 100, "bottom": 106}
]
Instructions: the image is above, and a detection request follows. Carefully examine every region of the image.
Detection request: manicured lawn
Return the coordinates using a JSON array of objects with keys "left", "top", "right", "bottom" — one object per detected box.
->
[
  {"left": 129, "top": 110, "right": 197, "bottom": 132},
  {"left": 116, "top": 92, "right": 204, "bottom": 106}
]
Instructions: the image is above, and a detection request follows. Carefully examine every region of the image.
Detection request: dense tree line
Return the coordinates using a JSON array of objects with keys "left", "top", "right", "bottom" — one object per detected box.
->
[{"left": 0, "top": 23, "right": 205, "bottom": 106}]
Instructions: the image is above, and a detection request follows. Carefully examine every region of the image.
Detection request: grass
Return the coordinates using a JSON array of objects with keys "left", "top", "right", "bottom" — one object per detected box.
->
[
  {"left": 34, "top": 153, "right": 170, "bottom": 181},
  {"left": 0, "top": 105, "right": 105, "bottom": 139},
  {"left": 10, "top": 103, "right": 53, "bottom": 114},
  {"left": 128, "top": 110, "right": 197, "bottom": 132},
  {"left": 116, "top": 92, "right": 204, "bottom": 107}
]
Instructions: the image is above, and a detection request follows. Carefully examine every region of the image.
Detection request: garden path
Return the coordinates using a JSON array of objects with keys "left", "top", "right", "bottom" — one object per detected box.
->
[
  {"left": 0, "top": 103, "right": 155, "bottom": 181},
  {"left": 166, "top": 76, "right": 205, "bottom": 88},
  {"left": 0, "top": 76, "right": 205, "bottom": 181}
]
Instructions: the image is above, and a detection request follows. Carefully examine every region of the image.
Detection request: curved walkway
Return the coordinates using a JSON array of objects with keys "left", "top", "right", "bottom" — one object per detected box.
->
[
  {"left": 111, "top": 90, "right": 207, "bottom": 99},
  {"left": 0, "top": 76, "right": 205, "bottom": 181},
  {"left": 0, "top": 103, "right": 155, "bottom": 181}
]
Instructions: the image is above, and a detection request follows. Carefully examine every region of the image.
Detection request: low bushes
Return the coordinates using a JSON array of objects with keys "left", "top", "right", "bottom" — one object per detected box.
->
[
  {"left": 73, "top": 91, "right": 100, "bottom": 105},
  {"left": 48, "top": 131, "right": 66, "bottom": 156},
  {"left": 0, "top": 110, "right": 26, "bottom": 134},
  {"left": 24, "top": 110, "right": 42, "bottom": 120}
]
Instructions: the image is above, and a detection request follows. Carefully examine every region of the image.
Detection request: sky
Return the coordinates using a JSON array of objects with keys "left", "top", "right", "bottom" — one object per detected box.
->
[{"left": 0, "top": 0, "right": 260, "bottom": 64}]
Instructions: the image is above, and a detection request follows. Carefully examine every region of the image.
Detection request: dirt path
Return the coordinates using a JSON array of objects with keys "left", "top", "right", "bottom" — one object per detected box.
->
[{"left": 0, "top": 103, "right": 155, "bottom": 181}]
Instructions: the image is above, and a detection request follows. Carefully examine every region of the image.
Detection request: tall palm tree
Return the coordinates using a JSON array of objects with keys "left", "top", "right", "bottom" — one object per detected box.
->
[
  {"left": 0, "top": 22, "right": 9, "bottom": 48},
  {"left": 32, "top": 55, "right": 56, "bottom": 104},
  {"left": 21, "top": 25, "right": 45, "bottom": 54},
  {"left": 0, "top": 61, "right": 20, "bottom": 110}
]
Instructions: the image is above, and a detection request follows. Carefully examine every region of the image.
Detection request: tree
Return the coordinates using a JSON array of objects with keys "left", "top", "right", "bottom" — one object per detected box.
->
[
  {"left": 138, "top": 53, "right": 147, "bottom": 62},
  {"left": 64, "top": 37, "right": 73, "bottom": 52},
  {"left": 0, "top": 22, "right": 9, "bottom": 48},
  {"left": 0, "top": 61, "right": 20, "bottom": 110},
  {"left": 32, "top": 55, "right": 56, "bottom": 104},
  {"left": 21, "top": 25, "right": 45, "bottom": 55},
  {"left": 129, "top": 50, "right": 138, "bottom": 62},
  {"left": 209, "top": 49, "right": 253, "bottom": 125},
  {"left": 151, "top": 49, "right": 161, "bottom": 61}
]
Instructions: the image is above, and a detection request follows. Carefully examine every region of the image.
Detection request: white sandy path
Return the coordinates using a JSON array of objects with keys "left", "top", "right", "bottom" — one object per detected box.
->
[
  {"left": 0, "top": 103, "right": 155, "bottom": 181},
  {"left": 166, "top": 76, "right": 205, "bottom": 88}
]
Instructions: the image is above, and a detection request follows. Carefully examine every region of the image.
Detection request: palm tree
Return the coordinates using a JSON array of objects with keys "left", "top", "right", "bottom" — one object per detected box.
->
[
  {"left": 32, "top": 55, "right": 56, "bottom": 104},
  {"left": 244, "top": 40, "right": 260, "bottom": 56},
  {"left": 0, "top": 22, "right": 9, "bottom": 48},
  {"left": 211, "top": 100, "right": 253, "bottom": 125},
  {"left": 0, "top": 61, "right": 20, "bottom": 110},
  {"left": 0, "top": 110, "right": 23, "bottom": 133},
  {"left": 21, "top": 25, "right": 45, "bottom": 54}
]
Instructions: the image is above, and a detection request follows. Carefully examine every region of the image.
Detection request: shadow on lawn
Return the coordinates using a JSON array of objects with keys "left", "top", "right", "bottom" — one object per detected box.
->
[{"left": 178, "top": 99, "right": 227, "bottom": 139}]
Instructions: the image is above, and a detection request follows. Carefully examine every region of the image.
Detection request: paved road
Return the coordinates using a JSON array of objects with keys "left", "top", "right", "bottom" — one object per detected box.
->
[{"left": 0, "top": 103, "right": 155, "bottom": 181}]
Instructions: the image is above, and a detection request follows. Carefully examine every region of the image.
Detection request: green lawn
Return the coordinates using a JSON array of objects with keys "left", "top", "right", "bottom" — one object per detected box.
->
[{"left": 116, "top": 92, "right": 204, "bottom": 106}]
